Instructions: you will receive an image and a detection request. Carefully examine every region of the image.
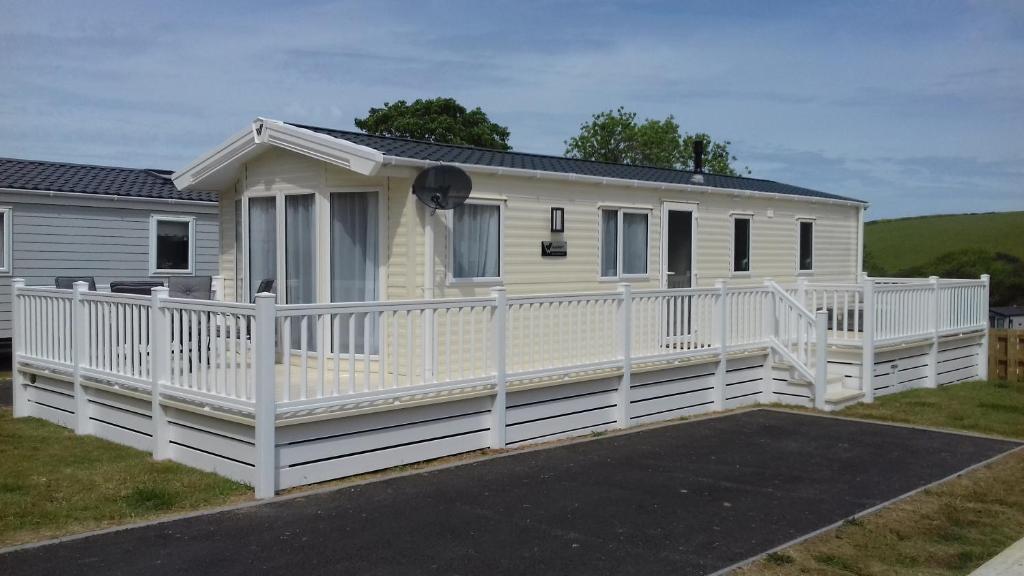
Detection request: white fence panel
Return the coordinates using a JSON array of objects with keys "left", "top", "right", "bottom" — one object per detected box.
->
[
  {"left": 81, "top": 292, "right": 152, "bottom": 386},
  {"left": 163, "top": 298, "right": 257, "bottom": 406},
  {"left": 17, "top": 287, "right": 74, "bottom": 368},
  {"left": 507, "top": 292, "right": 623, "bottom": 376}
]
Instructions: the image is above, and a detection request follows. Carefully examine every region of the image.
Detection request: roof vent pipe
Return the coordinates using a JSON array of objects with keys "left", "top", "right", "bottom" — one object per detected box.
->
[{"left": 689, "top": 139, "right": 705, "bottom": 184}]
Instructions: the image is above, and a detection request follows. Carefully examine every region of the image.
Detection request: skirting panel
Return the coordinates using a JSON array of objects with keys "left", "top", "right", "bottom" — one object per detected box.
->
[
  {"left": 276, "top": 397, "right": 492, "bottom": 490},
  {"left": 873, "top": 344, "right": 930, "bottom": 396},
  {"left": 506, "top": 377, "right": 618, "bottom": 446},
  {"left": 937, "top": 339, "right": 981, "bottom": 386}
]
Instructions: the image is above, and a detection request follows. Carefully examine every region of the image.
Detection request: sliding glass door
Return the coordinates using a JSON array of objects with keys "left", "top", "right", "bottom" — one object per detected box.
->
[
  {"left": 331, "top": 191, "right": 378, "bottom": 354},
  {"left": 248, "top": 197, "right": 276, "bottom": 301}
]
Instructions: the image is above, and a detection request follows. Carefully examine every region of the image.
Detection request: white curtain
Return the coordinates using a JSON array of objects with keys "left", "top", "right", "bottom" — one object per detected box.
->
[
  {"left": 600, "top": 209, "right": 618, "bottom": 277},
  {"left": 622, "top": 213, "right": 648, "bottom": 275},
  {"left": 248, "top": 197, "right": 276, "bottom": 301},
  {"left": 286, "top": 194, "right": 316, "bottom": 348},
  {"left": 453, "top": 203, "right": 500, "bottom": 278},
  {"left": 331, "top": 192, "right": 378, "bottom": 353}
]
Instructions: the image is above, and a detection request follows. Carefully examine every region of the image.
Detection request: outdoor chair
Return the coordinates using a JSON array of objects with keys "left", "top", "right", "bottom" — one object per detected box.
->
[
  {"left": 110, "top": 280, "right": 165, "bottom": 295},
  {"left": 168, "top": 276, "right": 213, "bottom": 300},
  {"left": 54, "top": 276, "right": 96, "bottom": 291}
]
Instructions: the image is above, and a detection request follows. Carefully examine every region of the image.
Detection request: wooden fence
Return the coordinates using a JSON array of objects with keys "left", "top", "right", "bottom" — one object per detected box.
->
[{"left": 989, "top": 330, "right": 1024, "bottom": 382}]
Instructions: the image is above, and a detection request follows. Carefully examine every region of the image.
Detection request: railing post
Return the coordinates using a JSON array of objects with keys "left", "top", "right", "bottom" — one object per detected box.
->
[
  {"left": 617, "top": 282, "right": 632, "bottom": 428},
  {"left": 490, "top": 287, "right": 507, "bottom": 449},
  {"left": 714, "top": 280, "right": 728, "bottom": 411},
  {"left": 861, "top": 278, "right": 875, "bottom": 403},
  {"left": 10, "top": 278, "right": 27, "bottom": 418},
  {"left": 71, "top": 281, "right": 90, "bottom": 435},
  {"left": 980, "top": 274, "right": 990, "bottom": 381},
  {"left": 926, "top": 276, "right": 940, "bottom": 388},
  {"left": 761, "top": 279, "right": 776, "bottom": 404},
  {"left": 253, "top": 292, "right": 277, "bottom": 499},
  {"left": 814, "top": 309, "right": 828, "bottom": 410},
  {"left": 150, "top": 287, "right": 171, "bottom": 459}
]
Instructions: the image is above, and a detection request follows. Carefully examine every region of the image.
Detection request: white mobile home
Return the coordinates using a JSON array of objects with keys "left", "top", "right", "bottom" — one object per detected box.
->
[
  {"left": 10, "top": 119, "right": 989, "bottom": 498},
  {"left": 0, "top": 158, "right": 220, "bottom": 354}
]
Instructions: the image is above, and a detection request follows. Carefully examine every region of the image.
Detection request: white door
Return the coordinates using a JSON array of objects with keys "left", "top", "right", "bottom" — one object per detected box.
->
[{"left": 661, "top": 203, "right": 696, "bottom": 289}]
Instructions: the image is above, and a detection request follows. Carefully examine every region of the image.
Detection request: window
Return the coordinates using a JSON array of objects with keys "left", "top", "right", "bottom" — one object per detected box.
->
[
  {"left": 732, "top": 216, "right": 751, "bottom": 273},
  {"left": 799, "top": 220, "right": 814, "bottom": 271},
  {"left": 151, "top": 216, "right": 194, "bottom": 274},
  {"left": 452, "top": 201, "right": 502, "bottom": 281},
  {"left": 600, "top": 208, "right": 649, "bottom": 278},
  {"left": 0, "top": 207, "right": 10, "bottom": 274}
]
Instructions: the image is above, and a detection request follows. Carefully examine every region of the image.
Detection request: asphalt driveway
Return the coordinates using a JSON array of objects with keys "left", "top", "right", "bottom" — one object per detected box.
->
[{"left": 1, "top": 410, "right": 1018, "bottom": 575}]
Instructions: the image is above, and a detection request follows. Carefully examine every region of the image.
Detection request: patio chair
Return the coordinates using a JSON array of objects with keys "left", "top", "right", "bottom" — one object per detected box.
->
[
  {"left": 110, "top": 280, "right": 165, "bottom": 295},
  {"left": 253, "top": 278, "right": 275, "bottom": 299},
  {"left": 54, "top": 276, "right": 96, "bottom": 291},
  {"left": 168, "top": 276, "right": 213, "bottom": 300}
]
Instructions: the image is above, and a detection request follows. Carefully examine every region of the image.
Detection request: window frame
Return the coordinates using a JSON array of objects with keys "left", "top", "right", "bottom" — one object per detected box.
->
[
  {"left": 731, "top": 213, "right": 752, "bottom": 276},
  {"left": 797, "top": 218, "right": 815, "bottom": 274},
  {"left": 447, "top": 198, "right": 505, "bottom": 286},
  {"left": 0, "top": 207, "right": 11, "bottom": 275},
  {"left": 149, "top": 214, "right": 195, "bottom": 275},
  {"left": 598, "top": 207, "right": 651, "bottom": 281}
]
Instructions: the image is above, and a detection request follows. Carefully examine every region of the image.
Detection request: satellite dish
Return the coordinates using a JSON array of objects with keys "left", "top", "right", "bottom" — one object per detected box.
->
[{"left": 412, "top": 165, "right": 472, "bottom": 211}]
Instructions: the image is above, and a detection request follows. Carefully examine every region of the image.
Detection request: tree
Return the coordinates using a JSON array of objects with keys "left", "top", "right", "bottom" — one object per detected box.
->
[
  {"left": 564, "top": 107, "right": 749, "bottom": 176},
  {"left": 354, "top": 97, "right": 511, "bottom": 151}
]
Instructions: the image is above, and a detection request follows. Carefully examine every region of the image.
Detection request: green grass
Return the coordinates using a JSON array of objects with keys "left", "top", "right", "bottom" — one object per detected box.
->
[
  {"left": 0, "top": 408, "right": 250, "bottom": 547},
  {"left": 840, "top": 379, "right": 1024, "bottom": 440},
  {"left": 865, "top": 211, "right": 1024, "bottom": 273},
  {"left": 740, "top": 380, "right": 1024, "bottom": 576}
]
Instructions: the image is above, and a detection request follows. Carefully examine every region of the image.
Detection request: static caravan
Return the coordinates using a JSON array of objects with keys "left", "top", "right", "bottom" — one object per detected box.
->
[
  {"left": 10, "top": 119, "right": 988, "bottom": 498},
  {"left": 0, "top": 158, "right": 220, "bottom": 354},
  {"left": 172, "top": 118, "right": 866, "bottom": 307}
]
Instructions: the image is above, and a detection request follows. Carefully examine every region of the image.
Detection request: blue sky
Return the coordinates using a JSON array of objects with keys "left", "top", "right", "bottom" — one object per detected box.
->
[{"left": 1, "top": 0, "right": 1022, "bottom": 219}]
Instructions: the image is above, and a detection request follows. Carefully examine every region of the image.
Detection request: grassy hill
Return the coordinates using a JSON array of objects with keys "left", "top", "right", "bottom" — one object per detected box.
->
[
  {"left": 865, "top": 211, "right": 1024, "bottom": 273},
  {"left": 864, "top": 211, "right": 1024, "bottom": 306}
]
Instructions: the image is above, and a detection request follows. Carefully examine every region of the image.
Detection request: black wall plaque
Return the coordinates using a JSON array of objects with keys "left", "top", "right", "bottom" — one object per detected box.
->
[{"left": 541, "top": 240, "right": 567, "bottom": 257}]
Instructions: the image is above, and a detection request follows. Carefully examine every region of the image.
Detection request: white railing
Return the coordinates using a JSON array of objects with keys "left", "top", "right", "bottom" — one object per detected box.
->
[
  {"left": 632, "top": 288, "right": 719, "bottom": 360},
  {"left": 80, "top": 291, "right": 153, "bottom": 387},
  {"left": 16, "top": 287, "right": 74, "bottom": 369},
  {"left": 274, "top": 296, "right": 497, "bottom": 410},
  {"left": 13, "top": 277, "right": 990, "bottom": 411},
  {"left": 507, "top": 292, "right": 622, "bottom": 377},
  {"left": 872, "top": 281, "right": 934, "bottom": 342},
  {"left": 162, "top": 297, "right": 256, "bottom": 407},
  {"left": 937, "top": 280, "right": 988, "bottom": 334},
  {"left": 791, "top": 281, "right": 863, "bottom": 341}
]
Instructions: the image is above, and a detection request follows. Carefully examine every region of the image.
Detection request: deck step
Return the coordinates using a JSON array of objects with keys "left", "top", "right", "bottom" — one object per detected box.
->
[{"left": 825, "top": 386, "right": 864, "bottom": 404}]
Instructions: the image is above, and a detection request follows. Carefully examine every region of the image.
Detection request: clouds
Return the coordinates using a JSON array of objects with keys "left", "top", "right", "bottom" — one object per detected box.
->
[{"left": 0, "top": 0, "right": 1021, "bottom": 218}]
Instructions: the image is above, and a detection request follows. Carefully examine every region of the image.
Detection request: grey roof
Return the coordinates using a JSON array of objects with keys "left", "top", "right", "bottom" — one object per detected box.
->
[
  {"left": 0, "top": 157, "right": 217, "bottom": 202},
  {"left": 990, "top": 306, "right": 1024, "bottom": 317},
  {"left": 289, "top": 122, "right": 864, "bottom": 204}
]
